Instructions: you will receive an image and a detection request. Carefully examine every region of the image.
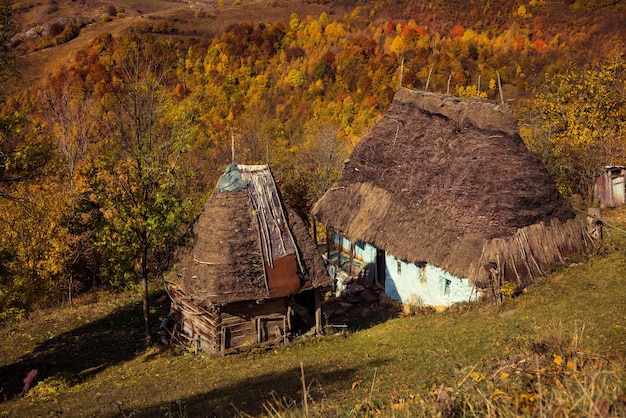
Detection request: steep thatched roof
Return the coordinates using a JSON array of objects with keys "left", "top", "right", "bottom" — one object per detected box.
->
[
  {"left": 312, "top": 88, "right": 590, "bottom": 286},
  {"left": 174, "top": 165, "right": 330, "bottom": 306}
]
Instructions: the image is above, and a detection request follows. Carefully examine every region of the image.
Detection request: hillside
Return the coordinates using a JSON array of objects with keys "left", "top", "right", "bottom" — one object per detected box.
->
[
  {"left": 9, "top": 0, "right": 356, "bottom": 96},
  {"left": 9, "top": 0, "right": 626, "bottom": 97},
  {"left": 0, "top": 208, "right": 625, "bottom": 415},
  {"left": 0, "top": 0, "right": 625, "bottom": 415}
]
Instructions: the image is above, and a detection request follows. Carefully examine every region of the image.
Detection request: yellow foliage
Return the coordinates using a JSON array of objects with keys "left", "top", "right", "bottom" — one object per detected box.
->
[
  {"left": 457, "top": 85, "right": 487, "bottom": 98},
  {"left": 324, "top": 21, "right": 346, "bottom": 45},
  {"left": 388, "top": 36, "right": 407, "bottom": 56},
  {"left": 470, "top": 371, "right": 485, "bottom": 382},
  {"left": 567, "top": 360, "right": 577, "bottom": 371},
  {"left": 517, "top": 5, "right": 532, "bottom": 18}
]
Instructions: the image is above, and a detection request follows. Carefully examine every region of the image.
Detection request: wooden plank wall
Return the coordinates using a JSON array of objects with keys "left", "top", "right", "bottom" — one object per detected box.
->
[{"left": 170, "top": 287, "right": 289, "bottom": 355}]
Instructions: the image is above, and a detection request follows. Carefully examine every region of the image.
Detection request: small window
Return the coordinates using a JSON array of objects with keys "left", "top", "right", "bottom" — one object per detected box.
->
[
  {"left": 444, "top": 279, "right": 451, "bottom": 296},
  {"left": 397, "top": 260, "right": 402, "bottom": 275},
  {"left": 417, "top": 262, "right": 427, "bottom": 284}
]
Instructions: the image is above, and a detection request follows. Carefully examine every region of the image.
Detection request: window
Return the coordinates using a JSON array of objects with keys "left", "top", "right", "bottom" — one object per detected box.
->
[
  {"left": 417, "top": 262, "right": 427, "bottom": 284},
  {"left": 397, "top": 260, "right": 402, "bottom": 275},
  {"left": 440, "top": 276, "right": 451, "bottom": 296}
]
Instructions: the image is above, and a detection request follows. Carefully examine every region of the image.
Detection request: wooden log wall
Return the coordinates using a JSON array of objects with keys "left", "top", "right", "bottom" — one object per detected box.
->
[
  {"left": 168, "top": 283, "right": 290, "bottom": 355},
  {"left": 168, "top": 283, "right": 221, "bottom": 353}
]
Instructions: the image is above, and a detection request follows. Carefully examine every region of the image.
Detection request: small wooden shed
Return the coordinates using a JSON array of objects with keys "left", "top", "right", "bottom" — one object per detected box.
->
[
  {"left": 593, "top": 166, "right": 626, "bottom": 208},
  {"left": 168, "top": 164, "right": 331, "bottom": 355}
]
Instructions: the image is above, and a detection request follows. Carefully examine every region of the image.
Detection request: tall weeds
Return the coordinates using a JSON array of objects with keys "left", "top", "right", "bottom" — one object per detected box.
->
[{"left": 259, "top": 322, "right": 625, "bottom": 417}]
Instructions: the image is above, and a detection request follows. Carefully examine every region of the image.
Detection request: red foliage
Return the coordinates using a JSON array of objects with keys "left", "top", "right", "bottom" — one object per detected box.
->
[
  {"left": 295, "top": 102, "right": 310, "bottom": 118},
  {"left": 363, "top": 95, "right": 377, "bottom": 108},
  {"left": 174, "top": 83, "right": 186, "bottom": 100},
  {"left": 533, "top": 38, "right": 548, "bottom": 53},
  {"left": 335, "top": 92, "right": 348, "bottom": 102},
  {"left": 450, "top": 24, "right": 465, "bottom": 38},
  {"left": 414, "top": 26, "right": 427, "bottom": 36}
]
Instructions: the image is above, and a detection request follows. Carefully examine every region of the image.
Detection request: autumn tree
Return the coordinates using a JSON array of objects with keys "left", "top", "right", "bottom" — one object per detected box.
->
[
  {"left": 282, "top": 118, "right": 348, "bottom": 219},
  {"left": 85, "top": 36, "right": 195, "bottom": 343},
  {"left": 519, "top": 56, "right": 626, "bottom": 199},
  {"left": 40, "top": 70, "right": 96, "bottom": 190}
]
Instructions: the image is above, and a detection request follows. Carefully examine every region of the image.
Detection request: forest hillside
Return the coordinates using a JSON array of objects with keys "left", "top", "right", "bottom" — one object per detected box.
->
[
  {"left": 1, "top": 0, "right": 626, "bottom": 414},
  {"left": 0, "top": 0, "right": 625, "bottom": 349}
]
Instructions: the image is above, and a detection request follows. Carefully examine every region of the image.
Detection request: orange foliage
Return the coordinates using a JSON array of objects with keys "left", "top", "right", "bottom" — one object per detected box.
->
[
  {"left": 451, "top": 24, "right": 465, "bottom": 38},
  {"left": 533, "top": 38, "right": 547, "bottom": 53},
  {"left": 363, "top": 95, "right": 377, "bottom": 108}
]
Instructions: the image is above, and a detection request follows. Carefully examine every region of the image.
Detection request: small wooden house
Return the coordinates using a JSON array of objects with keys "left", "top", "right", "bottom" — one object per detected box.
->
[
  {"left": 312, "top": 88, "right": 592, "bottom": 309},
  {"left": 593, "top": 166, "right": 626, "bottom": 208},
  {"left": 168, "top": 164, "right": 331, "bottom": 355}
]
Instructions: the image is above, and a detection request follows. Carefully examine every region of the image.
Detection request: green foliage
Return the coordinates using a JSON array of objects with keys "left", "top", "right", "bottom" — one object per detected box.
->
[{"left": 81, "top": 35, "right": 195, "bottom": 288}]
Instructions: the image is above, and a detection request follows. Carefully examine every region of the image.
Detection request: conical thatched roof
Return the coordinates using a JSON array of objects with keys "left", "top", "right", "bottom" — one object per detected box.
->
[
  {"left": 174, "top": 164, "right": 330, "bottom": 306},
  {"left": 312, "top": 88, "right": 590, "bottom": 287}
]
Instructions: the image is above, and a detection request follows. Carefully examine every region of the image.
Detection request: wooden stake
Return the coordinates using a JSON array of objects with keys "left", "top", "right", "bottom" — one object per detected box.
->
[
  {"left": 231, "top": 130, "right": 235, "bottom": 164},
  {"left": 314, "top": 289, "right": 322, "bottom": 335},
  {"left": 425, "top": 64, "right": 433, "bottom": 92},
  {"left": 497, "top": 71, "right": 504, "bottom": 106},
  {"left": 399, "top": 57, "right": 404, "bottom": 88},
  {"left": 446, "top": 74, "right": 451, "bottom": 94}
]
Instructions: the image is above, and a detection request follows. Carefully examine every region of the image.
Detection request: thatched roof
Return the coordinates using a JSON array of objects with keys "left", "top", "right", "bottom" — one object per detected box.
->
[
  {"left": 312, "top": 88, "right": 590, "bottom": 286},
  {"left": 174, "top": 164, "right": 330, "bottom": 306}
]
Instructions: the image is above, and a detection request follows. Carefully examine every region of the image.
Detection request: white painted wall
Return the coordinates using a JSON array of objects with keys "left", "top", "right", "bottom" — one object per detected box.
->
[
  {"left": 330, "top": 232, "right": 477, "bottom": 307},
  {"left": 384, "top": 256, "right": 477, "bottom": 307}
]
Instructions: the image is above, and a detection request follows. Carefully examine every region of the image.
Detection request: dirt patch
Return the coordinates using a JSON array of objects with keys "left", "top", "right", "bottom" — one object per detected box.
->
[{"left": 322, "top": 283, "right": 402, "bottom": 330}]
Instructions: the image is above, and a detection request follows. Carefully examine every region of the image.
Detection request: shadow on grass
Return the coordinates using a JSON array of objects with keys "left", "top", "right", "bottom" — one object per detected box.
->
[
  {"left": 0, "top": 300, "right": 148, "bottom": 400},
  {"left": 122, "top": 358, "right": 389, "bottom": 418}
]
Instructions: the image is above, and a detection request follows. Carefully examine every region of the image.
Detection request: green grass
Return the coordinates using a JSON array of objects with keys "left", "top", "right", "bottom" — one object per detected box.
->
[{"left": 1, "top": 216, "right": 626, "bottom": 416}]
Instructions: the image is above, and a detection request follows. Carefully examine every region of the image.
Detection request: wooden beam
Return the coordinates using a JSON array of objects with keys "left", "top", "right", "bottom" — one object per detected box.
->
[
  {"left": 314, "top": 289, "right": 322, "bottom": 335},
  {"left": 349, "top": 240, "right": 355, "bottom": 276}
]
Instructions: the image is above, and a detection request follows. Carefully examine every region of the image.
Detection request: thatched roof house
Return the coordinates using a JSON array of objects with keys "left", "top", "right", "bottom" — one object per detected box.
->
[
  {"left": 312, "top": 88, "right": 591, "bottom": 306},
  {"left": 168, "top": 164, "right": 330, "bottom": 354}
]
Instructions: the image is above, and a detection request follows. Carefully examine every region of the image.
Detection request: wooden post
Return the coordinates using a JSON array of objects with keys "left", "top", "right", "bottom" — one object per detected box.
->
[
  {"left": 231, "top": 130, "right": 235, "bottom": 164},
  {"left": 286, "top": 303, "right": 292, "bottom": 331},
  {"left": 497, "top": 71, "right": 504, "bottom": 106},
  {"left": 587, "top": 207, "right": 603, "bottom": 241},
  {"left": 425, "top": 64, "right": 433, "bottom": 91},
  {"left": 326, "top": 229, "right": 331, "bottom": 258},
  {"left": 349, "top": 241, "right": 355, "bottom": 276},
  {"left": 314, "top": 289, "right": 322, "bottom": 335}
]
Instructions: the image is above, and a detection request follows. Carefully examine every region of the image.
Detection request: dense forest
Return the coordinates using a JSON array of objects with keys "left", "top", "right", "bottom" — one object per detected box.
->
[{"left": 0, "top": 0, "right": 625, "bottom": 335}]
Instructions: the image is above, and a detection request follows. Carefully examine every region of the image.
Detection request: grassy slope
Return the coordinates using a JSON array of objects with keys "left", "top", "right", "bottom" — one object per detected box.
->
[{"left": 1, "top": 212, "right": 625, "bottom": 416}]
